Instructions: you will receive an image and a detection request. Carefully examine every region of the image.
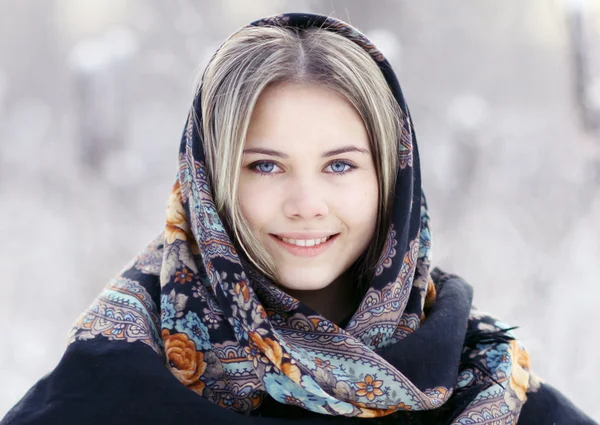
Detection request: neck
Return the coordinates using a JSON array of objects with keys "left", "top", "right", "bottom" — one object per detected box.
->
[{"left": 285, "top": 271, "right": 361, "bottom": 326}]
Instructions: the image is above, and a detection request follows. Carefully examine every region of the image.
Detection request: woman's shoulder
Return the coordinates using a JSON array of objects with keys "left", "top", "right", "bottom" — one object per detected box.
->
[
  {"left": 518, "top": 376, "right": 597, "bottom": 425},
  {"left": 1, "top": 339, "right": 214, "bottom": 425}
]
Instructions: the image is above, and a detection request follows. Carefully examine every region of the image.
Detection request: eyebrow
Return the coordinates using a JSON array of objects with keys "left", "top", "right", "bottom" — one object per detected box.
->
[
  {"left": 323, "top": 146, "right": 370, "bottom": 157},
  {"left": 243, "top": 145, "right": 370, "bottom": 158}
]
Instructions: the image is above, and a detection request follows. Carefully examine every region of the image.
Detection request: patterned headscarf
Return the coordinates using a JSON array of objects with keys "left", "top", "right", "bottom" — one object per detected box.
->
[{"left": 68, "top": 13, "right": 533, "bottom": 423}]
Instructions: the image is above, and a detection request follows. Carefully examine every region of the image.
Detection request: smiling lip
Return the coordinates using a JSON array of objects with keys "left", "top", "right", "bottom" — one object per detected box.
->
[
  {"left": 270, "top": 233, "right": 339, "bottom": 257},
  {"left": 274, "top": 232, "right": 337, "bottom": 239}
]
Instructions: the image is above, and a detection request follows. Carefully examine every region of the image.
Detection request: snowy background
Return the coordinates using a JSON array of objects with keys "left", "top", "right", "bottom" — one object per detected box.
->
[{"left": 1, "top": 0, "right": 599, "bottom": 421}]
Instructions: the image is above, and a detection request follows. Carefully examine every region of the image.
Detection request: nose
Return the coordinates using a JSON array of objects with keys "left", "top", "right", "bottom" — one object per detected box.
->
[{"left": 282, "top": 176, "right": 329, "bottom": 220}]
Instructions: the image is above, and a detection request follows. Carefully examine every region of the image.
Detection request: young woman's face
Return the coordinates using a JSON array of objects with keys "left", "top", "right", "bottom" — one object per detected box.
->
[{"left": 238, "top": 82, "right": 379, "bottom": 291}]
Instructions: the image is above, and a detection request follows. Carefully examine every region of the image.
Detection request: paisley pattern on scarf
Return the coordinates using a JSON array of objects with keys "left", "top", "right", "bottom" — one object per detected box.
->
[{"left": 68, "top": 13, "right": 531, "bottom": 423}]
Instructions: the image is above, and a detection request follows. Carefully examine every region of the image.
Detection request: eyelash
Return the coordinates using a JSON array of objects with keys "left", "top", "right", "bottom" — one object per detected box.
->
[{"left": 248, "top": 160, "right": 356, "bottom": 177}]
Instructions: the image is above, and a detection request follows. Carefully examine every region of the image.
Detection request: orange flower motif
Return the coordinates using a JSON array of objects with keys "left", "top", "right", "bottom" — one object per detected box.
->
[
  {"left": 508, "top": 340, "right": 531, "bottom": 402},
  {"left": 246, "top": 332, "right": 301, "bottom": 383},
  {"left": 314, "top": 357, "right": 336, "bottom": 369},
  {"left": 234, "top": 280, "right": 250, "bottom": 303},
  {"left": 284, "top": 395, "right": 306, "bottom": 408},
  {"left": 421, "top": 278, "right": 437, "bottom": 322},
  {"left": 356, "top": 374, "right": 384, "bottom": 401},
  {"left": 255, "top": 305, "right": 267, "bottom": 320},
  {"left": 424, "top": 278, "right": 437, "bottom": 310},
  {"left": 281, "top": 361, "right": 302, "bottom": 384},
  {"left": 248, "top": 331, "right": 284, "bottom": 368},
  {"left": 370, "top": 332, "right": 384, "bottom": 348},
  {"left": 354, "top": 406, "right": 396, "bottom": 418},
  {"left": 351, "top": 401, "right": 398, "bottom": 418},
  {"left": 388, "top": 402, "right": 412, "bottom": 411},
  {"left": 174, "top": 267, "right": 193, "bottom": 284},
  {"left": 162, "top": 329, "right": 207, "bottom": 391},
  {"left": 188, "top": 379, "right": 206, "bottom": 395},
  {"left": 165, "top": 181, "right": 191, "bottom": 243}
]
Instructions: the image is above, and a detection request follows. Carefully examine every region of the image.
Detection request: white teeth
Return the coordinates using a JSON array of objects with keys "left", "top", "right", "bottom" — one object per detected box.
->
[{"left": 280, "top": 236, "right": 330, "bottom": 247}]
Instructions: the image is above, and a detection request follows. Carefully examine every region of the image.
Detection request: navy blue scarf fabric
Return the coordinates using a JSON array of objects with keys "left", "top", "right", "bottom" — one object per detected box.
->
[{"left": 2, "top": 13, "right": 596, "bottom": 425}]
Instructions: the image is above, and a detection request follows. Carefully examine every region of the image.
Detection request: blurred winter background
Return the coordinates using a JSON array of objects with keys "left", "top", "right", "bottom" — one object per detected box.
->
[{"left": 1, "top": 0, "right": 599, "bottom": 420}]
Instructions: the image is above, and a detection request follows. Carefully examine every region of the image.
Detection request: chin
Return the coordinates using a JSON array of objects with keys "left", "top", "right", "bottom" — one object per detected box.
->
[{"left": 276, "top": 270, "right": 337, "bottom": 291}]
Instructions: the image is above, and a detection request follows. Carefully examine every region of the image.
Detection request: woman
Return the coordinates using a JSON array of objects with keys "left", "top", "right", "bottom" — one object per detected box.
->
[{"left": 2, "top": 13, "right": 596, "bottom": 425}]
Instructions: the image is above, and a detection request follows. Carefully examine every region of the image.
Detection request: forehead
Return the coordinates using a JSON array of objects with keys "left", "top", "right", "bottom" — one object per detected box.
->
[{"left": 245, "top": 82, "right": 369, "bottom": 150}]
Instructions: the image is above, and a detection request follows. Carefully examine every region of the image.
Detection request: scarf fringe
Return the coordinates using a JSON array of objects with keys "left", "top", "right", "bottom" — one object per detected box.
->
[{"left": 457, "top": 326, "right": 519, "bottom": 391}]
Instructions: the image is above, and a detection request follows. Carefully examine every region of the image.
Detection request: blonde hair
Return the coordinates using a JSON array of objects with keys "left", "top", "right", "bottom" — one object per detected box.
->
[{"left": 197, "top": 25, "right": 401, "bottom": 285}]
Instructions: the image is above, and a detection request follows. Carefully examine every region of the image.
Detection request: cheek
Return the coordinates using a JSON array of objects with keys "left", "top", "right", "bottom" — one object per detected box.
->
[
  {"left": 237, "top": 179, "right": 275, "bottom": 231},
  {"left": 338, "top": 176, "right": 379, "bottom": 229}
]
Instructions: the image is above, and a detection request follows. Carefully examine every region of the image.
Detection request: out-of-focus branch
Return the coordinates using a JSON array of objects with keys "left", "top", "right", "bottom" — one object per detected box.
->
[{"left": 566, "top": 0, "right": 600, "bottom": 134}]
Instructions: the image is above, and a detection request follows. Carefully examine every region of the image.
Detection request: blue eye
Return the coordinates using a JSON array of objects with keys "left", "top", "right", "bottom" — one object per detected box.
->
[
  {"left": 325, "top": 160, "right": 354, "bottom": 174},
  {"left": 257, "top": 162, "right": 275, "bottom": 173},
  {"left": 249, "top": 161, "right": 281, "bottom": 175}
]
